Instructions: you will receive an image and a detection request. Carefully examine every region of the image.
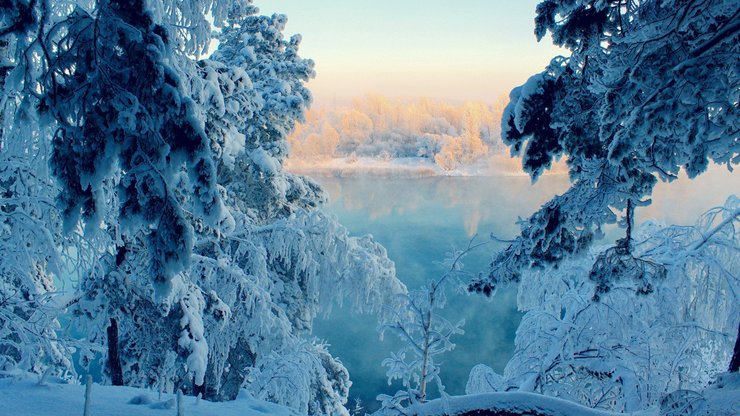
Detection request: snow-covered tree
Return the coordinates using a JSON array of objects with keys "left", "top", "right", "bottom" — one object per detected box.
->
[
  {"left": 0, "top": 3, "right": 80, "bottom": 376},
  {"left": 378, "top": 238, "right": 487, "bottom": 414},
  {"left": 1, "top": 1, "right": 405, "bottom": 414},
  {"left": 457, "top": 4, "right": 740, "bottom": 413},
  {"left": 467, "top": 2, "right": 740, "bottom": 381},
  {"left": 43, "top": 0, "right": 232, "bottom": 299},
  {"left": 471, "top": 0, "right": 739, "bottom": 295},
  {"left": 207, "top": 0, "right": 323, "bottom": 222},
  {"left": 0, "top": 82, "right": 72, "bottom": 376},
  {"left": 473, "top": 197, "right": 739, "bottom": 412},
  {"left": 64, "top": 2, "right": 406, "bottom": 414}
]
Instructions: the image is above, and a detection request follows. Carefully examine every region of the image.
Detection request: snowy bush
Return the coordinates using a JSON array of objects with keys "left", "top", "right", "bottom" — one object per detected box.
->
[
  {"left": 465, "top": 364, "right": 504, "bottom": 395},
  {"left": 0, "top": 60, "right": 76, "bottom": 376},
  {"left": 378, "top": 238, "right": 488, "bottom": 413},
  {"left": 502, "top": 197, "right": 739, "bottom": 412}
]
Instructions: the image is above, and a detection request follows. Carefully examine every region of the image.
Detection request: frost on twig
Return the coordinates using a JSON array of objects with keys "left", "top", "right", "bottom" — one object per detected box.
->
[{"left": 378, "top": 236, "right": 488, "bottom": 413}]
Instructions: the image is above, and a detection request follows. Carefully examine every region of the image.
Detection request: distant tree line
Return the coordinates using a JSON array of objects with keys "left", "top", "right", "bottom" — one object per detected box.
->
[{"left": 288, "top": 95, "right": 509, "bottom": 171}]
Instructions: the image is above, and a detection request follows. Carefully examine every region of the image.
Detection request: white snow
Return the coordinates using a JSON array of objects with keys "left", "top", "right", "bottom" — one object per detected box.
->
[
  {"left": 250, "top": 147, "right": 281, "bottom": 176},
  {"left": 285, "top": 155, "right": 568, "bottom": 177},
  {"left": 402, "top": 379, "right": 740, "bottom": 416},
  {"left": 0, "top": 372, "right": 299, "bottom": 416},
  {"left": 412, "top": 391, "right": 625, "bottom": 416},
  {"left": 700, "top": 372, "right": 740, "bottom": 415}
]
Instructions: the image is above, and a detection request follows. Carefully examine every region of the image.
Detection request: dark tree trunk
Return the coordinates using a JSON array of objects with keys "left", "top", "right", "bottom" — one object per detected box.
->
[
  {"left": 193, "top": 380, "right": 205, "bottom": 398},
  {"left": 730, "top": 321, "right": 740, "bottom": 372},
  {"left": 202, "top": 340, "right": 256, "bottom": 401},
  {"left": 107, "top": 318, "right": 124, "bottom": 386},
  {"left": 625, "top": 198, "right": 634, "bottom": 252}
]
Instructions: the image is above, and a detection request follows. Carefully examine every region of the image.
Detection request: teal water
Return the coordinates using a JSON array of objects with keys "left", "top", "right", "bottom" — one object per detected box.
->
[
  {"left": 308, "top": 169, "right": 739, "bottom": 411},
  {"left": 310, "top": 175, "right": 570, "bottom": 410}
]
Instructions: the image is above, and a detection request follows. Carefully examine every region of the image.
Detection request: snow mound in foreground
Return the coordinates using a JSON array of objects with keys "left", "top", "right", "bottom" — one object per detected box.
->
[
  {"left": 0, "top": 372, "right": 299, "bottom": 416},
  {"left": 386, "top": 372, "right": 740, "bottom": 416}
]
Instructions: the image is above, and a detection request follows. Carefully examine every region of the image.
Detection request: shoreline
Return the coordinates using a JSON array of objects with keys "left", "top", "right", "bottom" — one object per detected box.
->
[{"left": 284, "top": 156, "right": 569, "bottom": 178}]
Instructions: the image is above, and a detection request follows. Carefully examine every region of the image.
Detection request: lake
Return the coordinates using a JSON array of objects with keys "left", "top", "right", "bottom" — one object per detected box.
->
[{"left": 306, "top": 168, "right": 739, "bottom": 411}]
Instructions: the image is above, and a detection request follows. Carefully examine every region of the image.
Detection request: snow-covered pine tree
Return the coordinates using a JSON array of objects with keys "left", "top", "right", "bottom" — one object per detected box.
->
[
  {"left": 468, "top": 0, "right": 740, "bottom": 374},
  {"left": 29, "top": 0, "right": 236, "bottom": 395},
  {"left": 470, "top": 0, "right": 739, "bottom": 295},
  {"left": 209, "top": 0, "right": 323, "bottom": 223},
  {"left": 43, "top": 0, "right": 230, "bottom": 299},
  {"left": 68, "top": 2, "right": 406, "bottom": 414}
]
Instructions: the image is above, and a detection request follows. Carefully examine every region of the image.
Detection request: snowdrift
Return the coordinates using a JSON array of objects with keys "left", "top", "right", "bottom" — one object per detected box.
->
[
  {"left": 402, "top": 373, "right": 739, "bottom": 416},
  {"left": 0, "top": 372, "right": 298, "bottom": 416}
]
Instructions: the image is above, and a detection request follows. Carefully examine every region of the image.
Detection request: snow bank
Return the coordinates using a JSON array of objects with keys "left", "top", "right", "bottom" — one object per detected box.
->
[
  {"left": 410, "top": 392, "right": 626, "bottom": 416},
  {"left": 0, "top": 372, "right": 298, "bottom": 416},
  {"left": 399, "top": 376, "right": 740, "bottom": 416},
  {"left": 284, "top": 156, "right": 567, "bottom": 178},
  {"left": 285, "top": 156, "right": 442, "bottom": 177}
]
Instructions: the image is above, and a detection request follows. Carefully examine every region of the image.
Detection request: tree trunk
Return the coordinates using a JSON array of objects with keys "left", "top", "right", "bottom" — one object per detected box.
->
[
  {"left": 107, "top": 318, "right": 124, "bottom": 386},
  {"left": 625, "top": 198, "right": 634, "bottom": 252},
  {"left": 193, "top": 379, "right": 205, "bottom": 399},
  {"left": 177, "top": 389, "right": 185, "bottom": 416},
  {"left": 84, "top": 375, "right": 92, "bottom": 416},
  {"left": 729, "top": 321, "right": 740, "bottom": 372}
]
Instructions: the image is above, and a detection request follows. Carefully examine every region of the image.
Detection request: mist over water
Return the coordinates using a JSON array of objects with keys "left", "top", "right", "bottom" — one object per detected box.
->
[
  {"left": 311, "top": 174, "right": 569, "bottom": 410},
  {"left": 307, "top": 167, "right": 739, "bottom": 411}
]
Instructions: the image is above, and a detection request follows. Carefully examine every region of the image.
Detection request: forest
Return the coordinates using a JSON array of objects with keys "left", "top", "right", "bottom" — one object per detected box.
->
[
  {"left": 0, "top": 0, "right": 738, "bottom": 415},
  {"left": 287, "top": 95, "right": 505, "bottom": 171}
]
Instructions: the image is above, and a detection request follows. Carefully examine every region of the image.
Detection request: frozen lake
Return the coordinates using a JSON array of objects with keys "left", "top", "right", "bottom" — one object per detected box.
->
[{"left": 307, "top": 168, "right": 739, "bottom": 410}]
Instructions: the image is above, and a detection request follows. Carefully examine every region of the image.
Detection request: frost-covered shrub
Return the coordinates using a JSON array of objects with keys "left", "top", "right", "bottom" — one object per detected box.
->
[
  {"left": 0, "top": 140, "right": 71, "bottom": 374},
  {"left": 501, "top": 197, "right": 740, "bottom": 412},
  {"left": 378, "top": 239, "right": 487, "bottom": 414},
  {"left": 250, "top": 341, "right": 351, "bottom": 416},
  {"left": 0, "top": 65, "right": 74, "bottom": 376},
  {"left": 465, "top": 364, "right": 504, "bottom": 395}
]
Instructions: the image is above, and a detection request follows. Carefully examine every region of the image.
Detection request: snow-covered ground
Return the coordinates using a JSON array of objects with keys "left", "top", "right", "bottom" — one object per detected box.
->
[
  {"left": 389, "top": 372, "right": 740, "bottom": 416},
  {"left": 285, "top": 155, "right": 568, "bottom": 177},
  {"left": 0, "top": 372, "right": 298, "bottom": 416},
  {"left": 6, "top": 370, "right": 736, "bottom": 416}
]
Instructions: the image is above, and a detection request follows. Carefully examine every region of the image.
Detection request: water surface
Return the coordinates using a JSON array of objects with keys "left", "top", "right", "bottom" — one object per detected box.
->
[
  {"left": 309, "top": 168, "right": 739, "bottom": 411},
  {"left": 311, "top": 175, "right": 569, "bottom": 410}
]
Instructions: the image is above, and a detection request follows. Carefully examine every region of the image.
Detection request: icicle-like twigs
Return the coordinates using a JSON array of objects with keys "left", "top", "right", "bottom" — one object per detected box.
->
[{"left": 379, "top": 236, "right": 489, "bottom": 411}]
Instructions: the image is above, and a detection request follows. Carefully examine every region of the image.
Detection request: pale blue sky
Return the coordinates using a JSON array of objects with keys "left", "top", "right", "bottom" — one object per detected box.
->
[{"left": 258, "top": 1, "right": 565, "bottom": 104}]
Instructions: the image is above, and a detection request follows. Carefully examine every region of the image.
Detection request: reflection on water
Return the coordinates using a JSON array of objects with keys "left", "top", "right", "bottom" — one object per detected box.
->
[
  {"left": 312, "top": 174, "right": 570, "bottom": 410},
  {"left": 318, "top": 174, "right": 571, "bottom": 239},
  {"left": 309, "top": 166, "right": 738, "bottom": 410}
]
